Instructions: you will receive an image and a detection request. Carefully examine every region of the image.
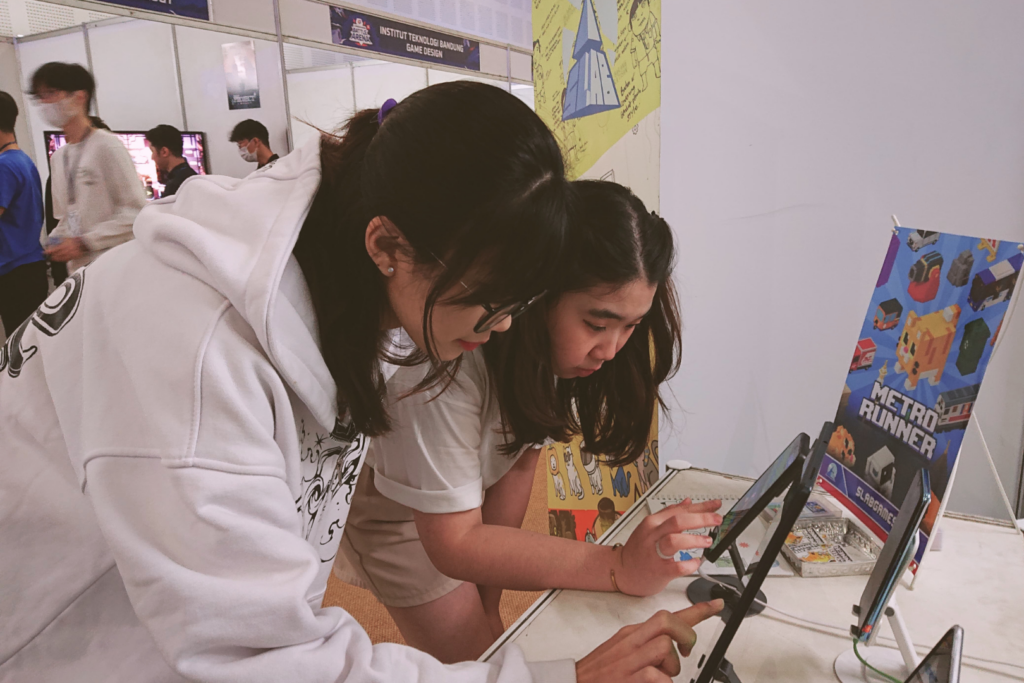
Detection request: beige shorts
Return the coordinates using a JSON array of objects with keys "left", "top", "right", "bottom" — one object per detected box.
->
[{"left": 333, "top": 468, "right": 464, "bottom": 608}]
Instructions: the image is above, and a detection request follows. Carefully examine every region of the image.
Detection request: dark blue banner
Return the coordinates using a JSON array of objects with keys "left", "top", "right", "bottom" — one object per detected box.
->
[
  {"left": 330, "top": 6, "right": 480, "bottom": 71},
  {"left": 92, "top": 0, "right": 209, "bottom": 20}
]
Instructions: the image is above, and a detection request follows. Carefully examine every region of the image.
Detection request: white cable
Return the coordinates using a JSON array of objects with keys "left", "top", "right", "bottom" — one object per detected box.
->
[{"left": 693, "top": 564, "right": 1024, "bottom": 672}]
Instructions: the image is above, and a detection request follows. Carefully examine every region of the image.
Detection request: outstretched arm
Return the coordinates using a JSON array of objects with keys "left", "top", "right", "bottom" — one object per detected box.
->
[{"left": 414, "top": 494, "right": 722, "bottom": 596}]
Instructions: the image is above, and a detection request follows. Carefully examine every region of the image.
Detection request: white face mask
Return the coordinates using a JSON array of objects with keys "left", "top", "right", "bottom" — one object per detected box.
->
[
  {"left": 238, "top": 141, "right": 258, "bottom": 163},
  {"left": 38, "top": 97, "right": 79, "bottom": 129}
]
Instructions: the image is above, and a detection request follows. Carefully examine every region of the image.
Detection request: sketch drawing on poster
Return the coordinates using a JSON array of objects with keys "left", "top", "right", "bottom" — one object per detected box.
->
[
  {"left": 818, "top": 220, "right": 1024, "bottom": 575},
  {"left": 628, "top": 0, "right": 661, "bottom": 92}
]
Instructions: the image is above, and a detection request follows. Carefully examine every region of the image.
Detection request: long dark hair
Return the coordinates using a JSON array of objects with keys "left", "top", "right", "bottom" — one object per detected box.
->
[
  {"left": 293, "top": 82, "right": 570, "bottom": 437},
  {"left": 484, "top": 180, "right": 681, "bottom": 465}
]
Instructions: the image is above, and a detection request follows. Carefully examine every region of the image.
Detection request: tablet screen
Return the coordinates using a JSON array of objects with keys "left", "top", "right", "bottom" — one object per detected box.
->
[
  {"left": 707, "top": 436, "right": 804, "bottom": 556},
  {"left": 905, "top": 625, "right": 961, "bottom": 683}
]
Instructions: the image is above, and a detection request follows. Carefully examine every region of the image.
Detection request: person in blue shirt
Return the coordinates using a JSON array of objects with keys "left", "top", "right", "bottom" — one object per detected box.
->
[{"left": 0, "top": 90, "right": 46, "bottom": 335}]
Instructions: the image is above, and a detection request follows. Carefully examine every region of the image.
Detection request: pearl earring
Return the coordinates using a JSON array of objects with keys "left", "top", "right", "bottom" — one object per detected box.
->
[{"left": 387, "top": 267, "right": 395, "bottom": 274}]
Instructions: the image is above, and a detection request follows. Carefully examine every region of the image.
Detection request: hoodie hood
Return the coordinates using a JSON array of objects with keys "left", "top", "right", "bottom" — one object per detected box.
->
[{"left": 133, "top": 138, "right": 339, "bottom": 429}]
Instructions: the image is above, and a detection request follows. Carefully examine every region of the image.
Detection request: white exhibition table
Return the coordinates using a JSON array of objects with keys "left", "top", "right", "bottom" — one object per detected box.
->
[{"left": 483, "top": 467, "right": 1024, "bottom": 682}]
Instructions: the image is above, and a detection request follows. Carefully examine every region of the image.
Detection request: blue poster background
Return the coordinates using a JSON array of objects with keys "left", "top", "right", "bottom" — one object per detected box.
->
[
  {"left": 93, "top": 0, "right": 209, "bottom": 20},
  {"left": 818, "top": 228, "right": 1021, "bottom": 570},
  {"left": 329, "top": 6, "right": 480, "bottom": 71}
]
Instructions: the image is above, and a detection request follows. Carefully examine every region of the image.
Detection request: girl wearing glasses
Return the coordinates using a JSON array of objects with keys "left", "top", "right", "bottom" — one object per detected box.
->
[
  {"left": 332, "top": 180, "right": 724, "bottom": 665},
  {"left": 0, "top": 83, "right": 717, "bottom": 683}
]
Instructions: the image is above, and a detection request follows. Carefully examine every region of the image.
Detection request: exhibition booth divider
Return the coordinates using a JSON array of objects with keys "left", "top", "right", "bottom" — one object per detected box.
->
[{"left": 1, "top": 0, "right": 533, "bottom": 182}]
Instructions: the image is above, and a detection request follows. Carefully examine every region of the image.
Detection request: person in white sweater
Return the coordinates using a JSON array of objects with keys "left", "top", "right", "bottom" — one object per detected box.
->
[
  {"left": 31, "top": 62, "right": 146, "bottom": 273},
  {"left": 0, "top": 82, "right": 716, "bottom": 683}
]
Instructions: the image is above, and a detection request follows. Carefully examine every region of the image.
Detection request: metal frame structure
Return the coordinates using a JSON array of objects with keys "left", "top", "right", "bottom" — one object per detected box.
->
[
  {"left": 27, "top": 0, "right": 533, "bottom": 83},
  {"left": 11, "top": 0, "right": 534, "bottom": 154}
]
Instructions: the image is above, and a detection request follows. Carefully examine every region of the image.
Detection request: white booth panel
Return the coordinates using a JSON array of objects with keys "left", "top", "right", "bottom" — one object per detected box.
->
[
  {"left": 287, "top": 66, "right": 355, "bottom": 150},
  {"left": 88, "top": 20, "right": 182, "bottom": 132},
  {"left": 175, "top": 26, "right": 289, "bottom": 177},
  {"left": 659, "top": 0, "right": 1024, "bottom": 519},
  {"left": 479, "top": 43, "right": 507, "bottom": 79},
  {"left": 280, "top": 0, "right": 332, "bottom": 44},
  {"left": 16, "top": 32, "right": 88, "bottom": 179},
  {"left": 353, "top": 61, "right": 427, "bottom": 110},
  {"left": 211, "top": 0, "right": 277, "bottom": 36},
  {"left": 509, "top": 49, "right": 531, "bottom": 82},
  {"left": 425, "top": 68, "right": 506, "bottom": 88}
]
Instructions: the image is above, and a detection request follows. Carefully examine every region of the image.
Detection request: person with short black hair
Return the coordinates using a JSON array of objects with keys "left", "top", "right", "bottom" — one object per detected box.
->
[
  {"left": 229, "top": 119, "right": 278, "bottom": 170},
  {"left": 145, "top": 124, "right": 196, "bottom": 197},
  {"left": 0, "top": 90, "right": 47, "bottom": 334},
  {"left": 30, "top": 62, "right": 145, "bottom": 272}
]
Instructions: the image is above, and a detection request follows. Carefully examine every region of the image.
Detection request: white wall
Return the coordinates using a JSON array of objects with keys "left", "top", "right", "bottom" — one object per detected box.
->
[
  {"left": 660, "top": 1, "right": 1024, "bottom": 519},
  {"left": 287, "top": 61, "right": 534, "bottom": 152},
  {"left": 0, "top": 42, "right": 34, "bottom": 166},
  {"left": 287, "top": 66, "right": 356, "bottom": 150},
  {"left": 353, "top": 61, "right": 428, "bottom": 111},
  {"left": 88, "top": 21, "right": 182, "bottom": 131},
  {"left": 175, "top": 26, "right": 289, "bottom": 176}
]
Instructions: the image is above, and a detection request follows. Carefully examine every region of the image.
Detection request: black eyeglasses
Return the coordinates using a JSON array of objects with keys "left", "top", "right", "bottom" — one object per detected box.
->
[
  {"left": 474, "top": 292, "right": 546, "bottom": 334},
  {"left": 431, "top": 252, "right": 545, "bottom": 334}
]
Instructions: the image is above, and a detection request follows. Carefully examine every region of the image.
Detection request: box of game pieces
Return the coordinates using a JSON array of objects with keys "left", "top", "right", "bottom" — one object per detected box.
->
[
  {"left": 782, "top": 518, "right": 880, "bottom": 577},
  {"left": 760, "top": 494, "right": 844, "bottom": 525}
]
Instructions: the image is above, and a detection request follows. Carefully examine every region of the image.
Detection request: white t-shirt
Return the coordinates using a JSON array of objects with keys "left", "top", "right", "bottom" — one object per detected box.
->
[{"left": 370, "top": 348, "right": 537, "bottom": 514}]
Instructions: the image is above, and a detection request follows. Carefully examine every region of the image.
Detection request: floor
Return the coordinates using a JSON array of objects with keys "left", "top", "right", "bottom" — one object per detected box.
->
[{"left": 322, "top": 454, "right": 550, "bottom": 644}]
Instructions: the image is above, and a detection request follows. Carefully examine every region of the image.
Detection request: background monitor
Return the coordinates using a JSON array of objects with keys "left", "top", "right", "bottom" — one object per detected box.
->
[
  {"left": 854, "top": 467, "right": 931, "bottom": 642},
  {"left": 904, "top": 625, "right": 962, "bottom": 683},
  {"left": 44, "top": 131, "right": 209, "bottom": 200}
]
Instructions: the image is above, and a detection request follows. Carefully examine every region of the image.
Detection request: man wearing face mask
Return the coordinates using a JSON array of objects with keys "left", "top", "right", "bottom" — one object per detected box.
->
[
  {"left": 31, "top": 62, "right": 146, "bottom": 273},
  {"left": 229, "top": 119, "right": 278, "bottom": 171}
]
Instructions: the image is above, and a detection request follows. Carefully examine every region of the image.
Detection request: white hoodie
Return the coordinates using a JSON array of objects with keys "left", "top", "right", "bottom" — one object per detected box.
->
[{"left": 0, "top": 139, "right": 575, "bottom": 682}]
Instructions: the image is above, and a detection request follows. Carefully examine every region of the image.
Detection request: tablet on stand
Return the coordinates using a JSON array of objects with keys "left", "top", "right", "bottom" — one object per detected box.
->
[
  {"left": 834, "top": 468, "right": 933, "bottom": 683},
  {"left": 682, "top": 423, "right": 830, "bottom": 683},
  {"left": 685, "top": 432, "right": 811, "bottom": 621}
]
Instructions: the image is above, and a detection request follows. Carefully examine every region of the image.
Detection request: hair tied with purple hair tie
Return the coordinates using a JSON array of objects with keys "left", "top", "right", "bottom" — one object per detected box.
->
[{"left": 377, "top": 98, "right": 398, "bottom": 125}]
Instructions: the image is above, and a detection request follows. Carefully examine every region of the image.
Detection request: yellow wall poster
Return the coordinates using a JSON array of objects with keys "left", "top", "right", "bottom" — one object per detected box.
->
[
  {"left": 534, "top": 0, "right": 663, "bottom": 540},
  {"left": 532, "top": 0, "right": 661, "bottom": 180}
]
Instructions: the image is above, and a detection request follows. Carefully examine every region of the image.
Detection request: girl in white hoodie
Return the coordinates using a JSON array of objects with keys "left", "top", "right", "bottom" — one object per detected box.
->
[{"left": 0, "top": 82, "right": 717, "bottom": 683}]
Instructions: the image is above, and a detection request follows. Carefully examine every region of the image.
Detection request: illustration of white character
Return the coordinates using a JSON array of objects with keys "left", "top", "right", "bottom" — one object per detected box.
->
[
  {"left": 580, "top": 446, "right": 603, "bottom": 495},
  {"left": 635, "top": 445, "right": 659, "bottom": 491},
  {"left": 628, "top": 0, "right": 661, "bottom": 92},
  {"left": 564, "top": 444, "right": 585, "bottom": 500},
  {"left": 866, "top": 446, "right": 896, "bottom": 499},
  {"left": 549, "top": 448, "right": 566, "bottom": 500}
]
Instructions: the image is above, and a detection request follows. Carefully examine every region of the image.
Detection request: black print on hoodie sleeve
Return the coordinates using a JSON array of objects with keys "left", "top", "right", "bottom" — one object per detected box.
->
[
  {"left": 295, "top": 416, "right": 368, "bottom": 564},
  {"left": 1, "top": 270, "right": 85, "bottom": 379}
]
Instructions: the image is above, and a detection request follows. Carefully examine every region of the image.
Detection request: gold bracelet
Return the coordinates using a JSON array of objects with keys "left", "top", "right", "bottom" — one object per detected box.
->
[{"left": 609, "top": 543, "right": 624, "bottom": 593}]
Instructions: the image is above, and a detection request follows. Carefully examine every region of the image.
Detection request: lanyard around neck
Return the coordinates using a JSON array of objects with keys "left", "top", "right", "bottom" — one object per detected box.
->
[
  {"left": 65, "top": 127, "right": 95, "bottom": 205},
  {"left": 0, "top": 141, "right": 15, "bottom": 154}
]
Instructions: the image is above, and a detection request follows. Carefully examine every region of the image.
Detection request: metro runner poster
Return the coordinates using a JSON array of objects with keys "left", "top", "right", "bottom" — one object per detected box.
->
[{"left": 817, "top": 227, "right": 1021, "bottom": 570}]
